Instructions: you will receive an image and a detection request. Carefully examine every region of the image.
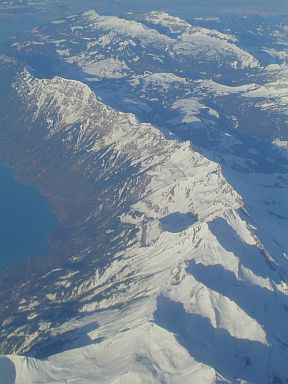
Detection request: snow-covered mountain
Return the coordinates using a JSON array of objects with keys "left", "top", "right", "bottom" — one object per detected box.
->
[
  {"left": 7, "top": 10, "right": 287, "bottom": 142},
  {"left": 0, "top": 9, "right": 288, "bottom": 384}
]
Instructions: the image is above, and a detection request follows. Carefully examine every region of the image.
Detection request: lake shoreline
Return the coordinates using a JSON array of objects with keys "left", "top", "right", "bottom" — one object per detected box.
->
[{"left": 0, "top": 160, "right": 59, "bottom": 271}]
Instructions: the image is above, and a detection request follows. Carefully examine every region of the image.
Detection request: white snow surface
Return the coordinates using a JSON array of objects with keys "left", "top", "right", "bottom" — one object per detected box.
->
[
  {"left": 1, "top": 63, "right": 288, "bottom": 383},
  {"left": 141, "top": 11, "right": 259, "bottom": 70},
  {"left": 18, "top": 10, "right": 261, "bottom": 80}
]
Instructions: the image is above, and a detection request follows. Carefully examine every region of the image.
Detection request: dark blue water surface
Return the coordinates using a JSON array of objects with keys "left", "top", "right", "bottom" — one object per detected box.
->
[{"left": 0, "top": 166, "right": 58, "bottom": 270}]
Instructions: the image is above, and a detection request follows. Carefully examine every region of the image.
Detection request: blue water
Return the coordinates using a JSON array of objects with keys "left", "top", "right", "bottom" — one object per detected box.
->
[{"left": 0, "top": 166, "right": 58, "bottom": 270}]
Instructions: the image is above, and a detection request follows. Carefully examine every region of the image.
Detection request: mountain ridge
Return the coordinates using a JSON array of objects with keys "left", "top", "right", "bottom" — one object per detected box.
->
[{"left": 0, "top": 9, "right": 288, "bottom": 383}]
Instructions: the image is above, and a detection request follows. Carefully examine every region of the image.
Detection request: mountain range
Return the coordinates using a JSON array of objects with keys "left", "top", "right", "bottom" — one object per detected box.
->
[{"left": 0, "top": 9, "right": 288, "bottom": 384}]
